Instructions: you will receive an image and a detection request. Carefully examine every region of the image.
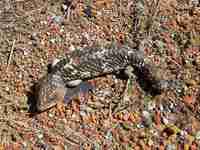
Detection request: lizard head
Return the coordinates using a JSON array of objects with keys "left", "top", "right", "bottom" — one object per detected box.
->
[
  {"left": 36, "top": 73, "right": 67, "bottom": 112},
  {"left": 35, "top": 74, "right": 94, "bottom": 112}
]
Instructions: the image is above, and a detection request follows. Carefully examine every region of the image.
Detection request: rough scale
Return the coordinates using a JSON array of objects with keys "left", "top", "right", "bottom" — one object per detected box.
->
[{"left": 36, "top": 45, "right": 183, "bottom": 112}]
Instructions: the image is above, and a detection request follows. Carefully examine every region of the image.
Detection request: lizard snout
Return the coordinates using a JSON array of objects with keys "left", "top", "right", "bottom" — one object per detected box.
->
[{"left": 36, "top": 74, "right": 67, "bottom": 112}]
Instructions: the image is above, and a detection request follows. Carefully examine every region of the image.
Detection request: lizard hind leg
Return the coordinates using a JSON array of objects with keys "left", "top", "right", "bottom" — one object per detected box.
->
[{"left": 123, "top": 65, "right": 138, "bottom": 102}]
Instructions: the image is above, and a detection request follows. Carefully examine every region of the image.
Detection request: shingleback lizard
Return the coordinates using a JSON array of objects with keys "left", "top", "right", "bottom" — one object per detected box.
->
[{"left": 36, "top": 45, "right": 183, "bottom": 112}]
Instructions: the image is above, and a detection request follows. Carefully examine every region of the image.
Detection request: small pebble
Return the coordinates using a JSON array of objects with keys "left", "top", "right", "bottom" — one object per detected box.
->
[
  {"left": 190, "top": 0, "right": 199, "bottom": 6},
  {"left": 147, "top": 101, "right": 156, "bottom": 111},
  {"left": 165, "top": 144, "right": 176, "bottom": 150},
  {"left": 5, "top": 87, "right": 9, "bottom": 92},
  {"left": 94, "top": 88, "right": 112, "bottom": 97},
  {"left": 195, "top": 131, "right": 200, "bottom": 140},
  {"left": 79, "top": 110, "right": 87, "bottom": 117},
  {"left": 37, "top": 132, "right": 44, "bottom": 139},
  {"left": 148, "top": 139, "right": 154, "bottom": 146},
  {"left": 48, "top": 113, "right": 54, "bottom": 118},
  {"left": 105, "top": 130, "right": 113, "bottom": 141},
  {"left": 142, "top": 111, "right": 152, "bottom": 127},
  {"left": 195, "top": 55, "right": 200, "bottom": 69},
  {"left": 30, "top": 33, "right": 37, "bottom": 40},
  {"left": 159, "top": 104, "right": 164, "bottom": 112},
  {"left": 50, "top": 38, "right": 56, "bottom": 44},
  {"left": 18, "top": 73, "right": 22, "bottom": 79},
  {"left": 51, "top": 16, "right": 63, "bottom": 24},
  {"left": 136, "top": 123, "right": 144, "bottom": 128},
  {"left": 69, "top": 45, "right": 75, "bottom": 51},
  {"left": 60, "top": 27, "right": 65, "bottom": 33},
  {"left": 22, "top": 142, "right": 27, "bottom": 148},
  {"left": 40, "top": 20, "right": 47, "bottom": 25},
  {"left": 28, "top": 41, "right": 32, "bottom": 45},
  {"left": 62, "top": 4, "right": 68, "bottom": 11},
  {"left": 162, "top": 117, "right": 169, "bottom": 125}
]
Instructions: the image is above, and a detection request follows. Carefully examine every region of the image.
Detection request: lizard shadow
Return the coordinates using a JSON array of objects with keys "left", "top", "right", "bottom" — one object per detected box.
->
[
  {"left": 27, "top": 83, "right": 39, "bottom": 115},
  {"left": 27, "top": 81, "right": 55, "bottom": 116}
]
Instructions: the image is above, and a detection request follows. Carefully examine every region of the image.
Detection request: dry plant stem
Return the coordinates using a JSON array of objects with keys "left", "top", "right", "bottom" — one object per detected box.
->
[
  {"left": 123, "top": 65, "right": 136, "bottom": 102},
  {"left": 6, "top": 39, "right": 15, "bottom": 72}
]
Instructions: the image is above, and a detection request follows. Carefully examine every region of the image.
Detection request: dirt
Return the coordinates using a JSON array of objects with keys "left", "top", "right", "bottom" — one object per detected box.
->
[{"left": 0, "top": 0, "right": 200, "bottom": 149}]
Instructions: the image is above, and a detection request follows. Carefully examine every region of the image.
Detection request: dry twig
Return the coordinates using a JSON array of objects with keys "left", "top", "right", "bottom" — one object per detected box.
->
[{"left": 6, "top": 39, "right": 15, "bottom": 72}]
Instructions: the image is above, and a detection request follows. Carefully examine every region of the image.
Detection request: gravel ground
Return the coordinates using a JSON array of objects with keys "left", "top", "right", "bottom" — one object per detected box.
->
[{"left": 0, "top": 0, "right": 200, "bottom": 149}]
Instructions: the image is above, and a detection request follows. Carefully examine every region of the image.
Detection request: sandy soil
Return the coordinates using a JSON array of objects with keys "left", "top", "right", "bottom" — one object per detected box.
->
[{"left": 0, "top": 0, "right": 200, "bottom": 149}]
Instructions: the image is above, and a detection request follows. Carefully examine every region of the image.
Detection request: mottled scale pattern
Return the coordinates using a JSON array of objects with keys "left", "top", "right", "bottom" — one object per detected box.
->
[
  {"left": 35, "top": 45, "right": 183, "bottom": 112},
  {"left": 55, "top": 46, "right": 145, "bottom": 82}
]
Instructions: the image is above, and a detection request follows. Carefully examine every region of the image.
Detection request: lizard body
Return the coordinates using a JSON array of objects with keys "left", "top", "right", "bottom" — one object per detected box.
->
[{"left": 36, "top": 45, "right": 183, "bottom": 112}]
